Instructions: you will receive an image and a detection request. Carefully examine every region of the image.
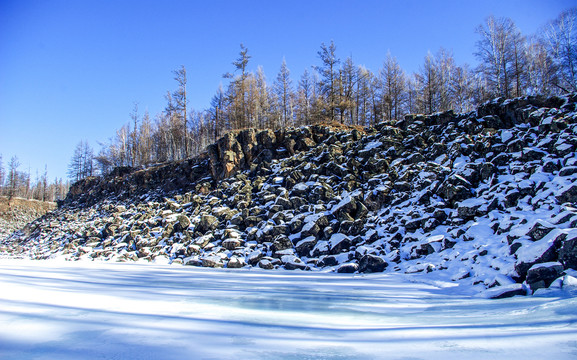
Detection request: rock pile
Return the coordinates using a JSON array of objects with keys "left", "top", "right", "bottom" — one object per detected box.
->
[
  {"left": 3, "top": 94, "right": 577, "bottom": 297},
  {"left": 0, "top": 197, "right": 56, "bottom": 243}
]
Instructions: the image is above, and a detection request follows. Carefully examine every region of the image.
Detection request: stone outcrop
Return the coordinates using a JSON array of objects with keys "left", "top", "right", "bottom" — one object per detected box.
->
[{"left": 2, "top": 93, "right": 577, "bottom": 298}]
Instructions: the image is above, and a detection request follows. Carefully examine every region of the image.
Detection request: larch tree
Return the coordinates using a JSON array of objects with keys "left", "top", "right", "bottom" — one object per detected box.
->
[
  {"left": 355, "top": 66, "right": 374, "bottom": 126},
  {"left": 296, "top": 69, "right": 314, "bottom": 126},
  {"left": 379, "top": 52, "right": 405, "bottom": 120},
  {"left": 68, "top": 141, "right": 93, "bottom": 182},
  {"left": 274, "top": 58, "right": 294, "bottom": 128},
  {"left": 416, "top": 52, "right": 439, "bottom": 114},
  {"left": 339, "top": 56, "right": 357, "bottom": 124},
  {"left": 168, "top": 66, "right": 189, "bottom": 158},
  {"left": 0, "top": 154, "right": 4, "bottom": 194},
  {"left": 316, "top": 40, "right": 340, "bottom": 121},
  {"left": 225, "top": 44, "right": 252, "bottom": 129},
  {"left": 7, "top": 156, "right": 20, "bottom": 201},
  {"left": 254, "top": 66, "right": 272, "bottom": 129},
  {"left": 209, "top": 85, "right": 226, "bottom": 142},
  {"left": 129, "top": 103, "right": 139, "bottom": 167}
]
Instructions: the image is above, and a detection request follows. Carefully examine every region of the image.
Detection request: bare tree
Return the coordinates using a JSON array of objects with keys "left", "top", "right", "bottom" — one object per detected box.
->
[
  {"left": 379, "top": 52, "right": 406, "bottom": 120},
  {"left": 167, "top": 66, "right": 189, "bottom": 158},
  {"left": 68, "top": 141, "right": 93, "bottom": 182},
  {"left": 475, "top": 15, "right": 525, "bottom": 98},
  {"left": 274, "top": 58, "right": 294, "bottom": 128},
  {"left": 316, "top": 40, "right": 340, "bottom": 121},
  {"left": 545, "top": 8, "right": 577, "bottom": 92},
  {"left": 7, "top": 156, "right": 20, "bottom": 202}
]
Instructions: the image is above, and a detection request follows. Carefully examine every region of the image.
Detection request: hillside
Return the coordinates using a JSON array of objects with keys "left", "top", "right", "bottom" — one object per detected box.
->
[
  {"left": 0, "top": 197, "right": 56, "bottom": 242},
  {"left": 2, "top": 94, "right": 577, "bottom": 298}
]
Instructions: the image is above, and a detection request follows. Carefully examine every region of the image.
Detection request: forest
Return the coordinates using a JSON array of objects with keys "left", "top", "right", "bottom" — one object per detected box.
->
[
  {"left": 67, "top": 10, "right": 576, "bottom": 181},
  {"left": 0, "top": 154, "right": 69, "bottom": 203}
]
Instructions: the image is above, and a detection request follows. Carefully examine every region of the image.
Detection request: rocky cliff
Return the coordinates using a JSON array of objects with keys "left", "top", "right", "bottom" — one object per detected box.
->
[{"left": 3, "top": 94, "right": 577, "bottom": 297}]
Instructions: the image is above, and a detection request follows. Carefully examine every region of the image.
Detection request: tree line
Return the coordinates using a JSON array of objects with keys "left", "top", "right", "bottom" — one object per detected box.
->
[
  {"left": 69, "top": 9, "right": 576, "bottom": 181},
  {"left": 0, "top": 154, "right": 69, "bottom": 203}
]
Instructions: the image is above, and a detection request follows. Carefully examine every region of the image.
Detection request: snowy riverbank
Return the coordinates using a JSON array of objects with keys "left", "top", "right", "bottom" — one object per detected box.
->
[{"left": 0, "top": 259, "right": 576, "bottom": 359}]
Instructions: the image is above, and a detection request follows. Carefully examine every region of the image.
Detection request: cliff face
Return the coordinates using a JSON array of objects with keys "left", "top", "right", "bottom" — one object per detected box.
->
[{"left": 3, "top": 93, "right": 577, "bottom": 297}]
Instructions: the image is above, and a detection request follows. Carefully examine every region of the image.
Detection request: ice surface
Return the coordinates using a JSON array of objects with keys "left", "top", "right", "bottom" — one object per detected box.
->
[{"left": 1, "top": 259, "right": 576, "bottom": 360}]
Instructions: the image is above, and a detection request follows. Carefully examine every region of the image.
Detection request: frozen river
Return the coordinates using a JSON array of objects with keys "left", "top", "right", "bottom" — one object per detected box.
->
[{"left": 0, "top": 259, "right": 576, "bottom": 359}]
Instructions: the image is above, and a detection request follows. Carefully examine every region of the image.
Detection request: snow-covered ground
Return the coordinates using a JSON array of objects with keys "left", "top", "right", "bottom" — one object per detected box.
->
[{"left": 1, "top": 259, "right": 576, "bottom": 360}]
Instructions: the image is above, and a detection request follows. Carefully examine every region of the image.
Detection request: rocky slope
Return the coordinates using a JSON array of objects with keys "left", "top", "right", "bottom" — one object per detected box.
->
[
  {"left": 3, "top": 94, "right": 577, "bottom": 297},
  {"left": 0, "top": 197, "right": 56, "bottom": 242}
]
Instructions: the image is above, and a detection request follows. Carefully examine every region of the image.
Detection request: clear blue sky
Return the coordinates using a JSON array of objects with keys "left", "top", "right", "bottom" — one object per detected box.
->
[{"left": 0, "top": 0, "right": 574, "bottom": 181}]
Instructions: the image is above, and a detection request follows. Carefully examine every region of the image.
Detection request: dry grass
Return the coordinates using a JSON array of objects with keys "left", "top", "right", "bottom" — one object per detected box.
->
[{"left": 0, "top": 196, "right": 56, "bottom": 217}]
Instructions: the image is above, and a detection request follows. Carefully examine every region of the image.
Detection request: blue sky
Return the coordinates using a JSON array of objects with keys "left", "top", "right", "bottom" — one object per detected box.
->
[{"left": 0, "top": 0, "right": 574, "bottom": 181}]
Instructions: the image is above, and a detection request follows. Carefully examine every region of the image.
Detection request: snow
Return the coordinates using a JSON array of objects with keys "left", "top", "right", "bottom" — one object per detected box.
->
[{"left": 1, "top": 259, "right": 576, "bottom": 360}]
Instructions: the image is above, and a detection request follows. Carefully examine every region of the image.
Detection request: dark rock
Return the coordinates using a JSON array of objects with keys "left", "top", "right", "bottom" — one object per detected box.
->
[
  {"left": 318, "top": 255, "right": 339, "bottom": 267},
  {"left": 559, "top": 166, "right": 577, "bottom": 177},
  {"left": 295, "top": 237, "right": 317, "bottom": 257},
  {"left": 336, "top": 263, "right": 358, "bottom": 273},
  {"left": 486, "top": 284, "right": 527, "bottom": 299},
  {"left": 330, "top": 233, "right": 352, "bottom": 254},
  {"left": 556, "top": 185, "right": 577, "bottom": 204},
  {"left": 526, "top": 262, "right": 564, "bottom": 291},
  {"left": 272, "top": 235, "right": 293, "bottom": 253},
  {"left": 258, "top": 259, "right": 275, "bottom": 270},
  {"left": 515, "top": 230, "right": 567, "bottom": 281},
  {"left": 358, "top": 254, "right": 387, "bottom": 273},
  {"left": 559, "top": 233, "right": 577, "bottom": 269},
  {"left": 526, "top": 220, "right": 555, "bottom": 241}
]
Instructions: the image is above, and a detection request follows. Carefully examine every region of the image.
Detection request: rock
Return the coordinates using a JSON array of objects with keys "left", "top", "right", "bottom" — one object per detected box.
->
[
  {"left": 227, "top": 256, "right": 246, "bottom": 269},
  {"left": 358, "top": 254, "right": 387, "bottom": 273},
  {"left": 485, "top": 284, "right": 528, "bottom": 299},
  {"left": 198, "top": 214, "right": 219, "bottom": 233},
  {"left": 194, "top": 234, "right": 214, "bottom": 248},
  {"left": 526, "top": 220, "right": 555, "bottom": 241},
  {"left": 329, "top": 233, "right": 352, "bottom": 254},
  {"left": 556, "top": 184, "right": 577, "bottom": 204},
  {"left": 222, "top": 238, "right": 243, "bottom": 250},
  {"left": 258, "top": 259, "right": 274, "bottom": 270},
  {"left": 272, "top": 235, "right": 293, "bottom": 253},
  {"left": 559, "top": 166, "right": 577, "bottom": 177},
  {"left": 559, "top": 232, "right": 577, "bottom": 269},
  {"left": 281, "top": 255, "right": 307, "bottom": 270},
  {"left": 336, "top": 263, "right": 358, "bottom": 273},
  {"left": 176, "top": 214, "right": 191, "bottom": 231},
  {"left": 247, "top": 250, "right": 264, "bottom": 266},
  {"left": 295, "top": 236, "right": 317, "bottom": 257},
  {"left": 515, "top": 229, "right": 567, "bottom": 280},
  {"left": 526, "top": 262, "right": 564, "bottom": 291},
  {"left": 202, "top": 255, "right": 224, "bottom": 268}
]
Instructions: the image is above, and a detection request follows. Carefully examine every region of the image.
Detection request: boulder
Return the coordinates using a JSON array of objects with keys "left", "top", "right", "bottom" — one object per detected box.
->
[
  {"left": 485, "top": 284, "right": 528, "bottom": 299},
  {"left": 198, "top": 214, "right": 219, "bottom": 233},
  {"left": 526, "top": 220, "right": 555, "bottom": 241},
  {"left": 556, "top": 184, "right": 577, "bottom": 205},
  {"left": 558, "top": 232, "right": 577, "bottom": 269},
  {"left": 227, "top": 256, "right": 246, "bottom": 269},
  {"left": 258, "top": 259, "right": 274, "bottom": 270},
  {"left": 358, "top": 254, "right": 387, "bottom": 273},
  {"left": 526, "top": 262, "right": 564, "bottom": 291},
  {"left": 329, "top": 233, "right": 352, "bottom": 254},
  {"left": 272, "top": 235, "right": 293, "bottom": 253},
  {"left": 202, "top": 255, "right": 224, "bottom": 268},
  {"left": 336, "top": 263, "right": 359, "bottom": 273}
]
